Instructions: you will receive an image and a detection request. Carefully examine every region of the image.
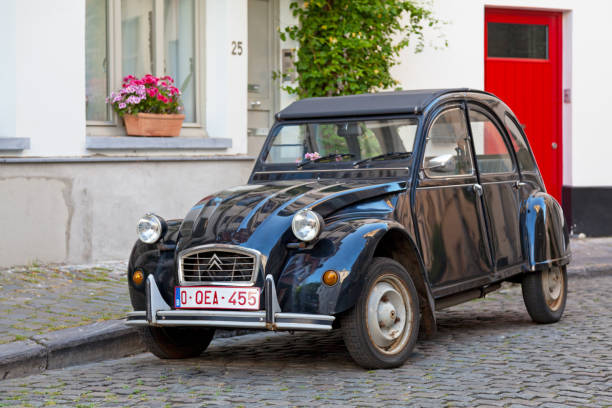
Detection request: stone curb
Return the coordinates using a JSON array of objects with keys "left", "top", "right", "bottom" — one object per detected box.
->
[
  {"left": 0, "top": 320, "right": 144, "bottom": 380},
  {"left": 567, "top": 263, "right": 611, "bottom": 278},
  {"left": 0, "top": 265, "right": 609, "bottom": 380}
]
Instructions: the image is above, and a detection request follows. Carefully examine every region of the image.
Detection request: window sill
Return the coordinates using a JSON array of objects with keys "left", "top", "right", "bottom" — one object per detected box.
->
[
  {"left": 0, "top": 137, "right": 30, "bottom": 151},
  {"left": 86, "top": 136, "right": 232, "bottom": 151}
]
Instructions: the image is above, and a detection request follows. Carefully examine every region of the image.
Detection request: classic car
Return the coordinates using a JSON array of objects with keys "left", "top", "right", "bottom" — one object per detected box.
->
[{"left": 126, "top": 89, "right": 570, "bottom": 369}]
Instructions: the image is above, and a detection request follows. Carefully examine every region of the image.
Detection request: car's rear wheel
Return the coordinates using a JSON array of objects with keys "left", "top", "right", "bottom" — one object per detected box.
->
[
  {"left": 139, "top": 326, "right": 215, "bottom": 359},
  {"left": 340, "top": 257, "right": 420, "bottom": 369},
  {"left": 521, "top": 266, "right": 567, "bottom": 323}
]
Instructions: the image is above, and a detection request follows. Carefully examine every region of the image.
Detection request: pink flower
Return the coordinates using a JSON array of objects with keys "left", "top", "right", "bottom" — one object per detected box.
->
[
  {"left": 304, "top": 152, "right": 320, "bottom": 161},
  {"left": 161, "top": 75, "right": 174, "bottom": 83},
  {"left": 147, "top": 87, "right": 158, "bottom": 97},
  {"left": 118, "top": 103, "right": 127, "bottom": 109},
  {"left": 143, "top": 74, "right": 158, "bottom": 85}
]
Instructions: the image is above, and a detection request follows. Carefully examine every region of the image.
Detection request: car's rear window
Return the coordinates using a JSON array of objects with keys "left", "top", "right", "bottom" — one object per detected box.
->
[
  {"left": 264, "top": 118, "right": 418, "bottom": 165},
  {"left": 504, "top": 114, "right": 537, "bottom": 172}
]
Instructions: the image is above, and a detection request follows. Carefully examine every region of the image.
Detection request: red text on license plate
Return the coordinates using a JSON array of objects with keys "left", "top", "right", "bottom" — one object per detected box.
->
[{"left": 175, "top": 286, "right": 260, "bottom": 310}]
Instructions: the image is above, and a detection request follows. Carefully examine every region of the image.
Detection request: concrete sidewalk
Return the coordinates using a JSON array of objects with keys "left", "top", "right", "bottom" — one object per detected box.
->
[{"left": 1, "top": 237, "right": 610, "bottom": 379}]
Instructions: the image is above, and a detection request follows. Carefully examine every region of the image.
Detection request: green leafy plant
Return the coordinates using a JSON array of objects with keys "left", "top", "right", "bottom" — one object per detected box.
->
[{"left": 276, "top": 0, "right": 445, "bottom": 98}]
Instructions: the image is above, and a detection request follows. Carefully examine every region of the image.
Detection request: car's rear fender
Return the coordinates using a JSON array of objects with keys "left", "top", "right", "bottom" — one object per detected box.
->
[
  {"left": 276, "top": 219, "right": 435, "bottom": 325},
  {"left": 521, "top": 192, "right": 571, "bottom": 271}
]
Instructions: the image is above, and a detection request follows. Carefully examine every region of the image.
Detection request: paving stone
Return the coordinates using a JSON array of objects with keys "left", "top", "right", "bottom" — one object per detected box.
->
[{"left": 0, "top": 254, "right": 611, "bottom": 406}]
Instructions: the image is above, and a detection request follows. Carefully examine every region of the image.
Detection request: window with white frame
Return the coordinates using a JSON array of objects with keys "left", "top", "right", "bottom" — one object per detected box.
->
[{"left": 85, "top": 0, "right": 204, "bottom": 135}]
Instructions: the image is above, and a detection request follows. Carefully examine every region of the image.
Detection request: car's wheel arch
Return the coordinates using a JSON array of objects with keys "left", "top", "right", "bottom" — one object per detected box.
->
[
  {"left": 520, "top": 192, "right": 571, "bottom": 271},
  {"left": 371, "top": 227, "right": 437, "bottom": 339}
]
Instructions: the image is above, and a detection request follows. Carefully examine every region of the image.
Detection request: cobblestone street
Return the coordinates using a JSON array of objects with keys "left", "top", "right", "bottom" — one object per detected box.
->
[
  {"left": 0, "top": 262, "right": 129, "bottom": 344},
  {"left": 1, "top": 274, "right": 610, "bottom": 407}
]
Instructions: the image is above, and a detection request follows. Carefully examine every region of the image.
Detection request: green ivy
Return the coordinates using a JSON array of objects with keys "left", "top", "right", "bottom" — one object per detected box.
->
[{"left": 275, "top": 0, "right": 445, "bottom": 99}]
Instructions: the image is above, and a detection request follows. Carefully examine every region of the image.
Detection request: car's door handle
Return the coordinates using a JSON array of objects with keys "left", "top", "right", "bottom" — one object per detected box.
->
[
  {"left": 513, "top": 181, "right": 528, "bottom": 190},
  {"left": 472, "top": 183, "right": 483, "bottom": 196}
]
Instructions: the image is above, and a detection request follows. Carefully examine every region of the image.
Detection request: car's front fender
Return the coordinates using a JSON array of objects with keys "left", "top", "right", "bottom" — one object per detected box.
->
[
  {"left": 276, "top": 218, "right": 426, "bottom": 316},
  {"left": 521, "top": 192, "right": 571, "bottom": 271},
  {"left": 128, "top": 219, "right": 181, "bottom": 310}
]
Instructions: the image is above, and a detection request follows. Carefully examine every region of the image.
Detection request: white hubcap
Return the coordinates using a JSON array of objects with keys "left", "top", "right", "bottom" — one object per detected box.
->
[
  {"left": 542, "top": 267, "right": 564, "bottom": 311},
  {"left": 366, "top": 275, "right": 412, "bottom": 354}
]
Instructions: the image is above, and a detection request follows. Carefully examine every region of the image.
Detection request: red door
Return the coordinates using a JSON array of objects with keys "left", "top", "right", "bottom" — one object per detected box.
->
[{"left": 485, "top": 8, "right": 562, "bottom": 201}]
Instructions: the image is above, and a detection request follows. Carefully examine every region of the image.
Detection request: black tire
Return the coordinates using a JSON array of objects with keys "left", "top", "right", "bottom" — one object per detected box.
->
[
  {"left": 139, "top": 326, "right": 215, "bottom": 359},
  {"left": 340, "top": 257, "right": 420, "bottom": 369},
  {"left": 521, "top": 266, "right": 567, "bottom": 324}
]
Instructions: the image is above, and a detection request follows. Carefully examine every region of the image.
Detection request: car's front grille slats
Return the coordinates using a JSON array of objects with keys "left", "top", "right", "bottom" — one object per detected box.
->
[{"left": 180, "top": 249, "right": 257, "bottom": 285}]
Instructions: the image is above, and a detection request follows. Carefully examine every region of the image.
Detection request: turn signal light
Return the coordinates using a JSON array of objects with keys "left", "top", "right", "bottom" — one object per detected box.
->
[
  {"left": 132, "top": 269, "right": 145, "bottom": 285},
  {"left": 322, "top": 270, "right": 339, "bottom": 286}
]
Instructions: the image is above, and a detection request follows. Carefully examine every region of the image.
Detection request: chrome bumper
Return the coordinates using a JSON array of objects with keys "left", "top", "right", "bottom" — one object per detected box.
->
[{"left": 125, "top": 274, "right": 335, "bottom": 331}]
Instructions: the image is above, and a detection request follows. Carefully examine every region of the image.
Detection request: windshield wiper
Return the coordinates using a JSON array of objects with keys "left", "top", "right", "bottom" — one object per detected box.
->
[
  {"left": 352, "top": 152, "right": 412, "bottom": 168},
  {"left": 296, "top": 153, "right": 355, "bottom": 169}
]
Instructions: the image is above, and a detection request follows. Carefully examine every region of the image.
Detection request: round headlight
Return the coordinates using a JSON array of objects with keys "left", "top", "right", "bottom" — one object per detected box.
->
[
  {"left": 137, "top": 214, "right": 165, "bottom": 244},
  {"left": 291, "top": 209, "right": 322, "bottom": 242}
]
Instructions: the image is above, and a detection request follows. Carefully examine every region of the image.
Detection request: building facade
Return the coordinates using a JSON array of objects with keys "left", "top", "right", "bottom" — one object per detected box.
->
[{"left": 0, "top": 0, "right": 609, "bottom": 267}]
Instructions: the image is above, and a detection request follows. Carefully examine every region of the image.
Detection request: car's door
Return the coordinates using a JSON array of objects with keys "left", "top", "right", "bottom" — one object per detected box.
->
[
  {"left": 466, "top": 105, "right": 523, "bottom": 272},
  {"left": 414, "top": 104, "right": 493, "bottom": 296}
]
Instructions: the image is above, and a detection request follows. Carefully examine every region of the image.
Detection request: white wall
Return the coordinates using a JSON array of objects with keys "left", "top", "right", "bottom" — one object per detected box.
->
[
  {"left": 0, "top": 0, "right": 17, "bottom": 138},
  {"left": 392, "top": 0, "right": 612, "bottom": 188},
  {"left": 5, "top": 0, "right": 250, "bottom": 157},
  {"left": 206, "top": 0, "right": 249, "bottom": 155},
  {"left": 15, "top": 0, "right": 86, "bottom": 156}
]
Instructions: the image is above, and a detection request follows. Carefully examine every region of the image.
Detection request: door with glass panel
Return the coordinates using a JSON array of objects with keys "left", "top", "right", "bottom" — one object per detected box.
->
[
  {"left": 248, "top": 0, "right": 278, "bottom": 156},
  {"left": 414, "top": 105, "right": 493, "bottom": 294},
  {"left": 467, "top": 105, "right": 523, "bottom": 271},
  {"left": 485, "top": 8, "right": 562, "bottom": 201}
]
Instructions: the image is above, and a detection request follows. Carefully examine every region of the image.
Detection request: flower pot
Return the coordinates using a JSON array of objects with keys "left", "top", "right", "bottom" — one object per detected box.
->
[{"left": 123, "top": 113, "right": 185, "bottom": 137}]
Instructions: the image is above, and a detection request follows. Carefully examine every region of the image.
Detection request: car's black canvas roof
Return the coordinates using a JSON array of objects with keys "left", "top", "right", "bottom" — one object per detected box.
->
[{"left": 275, "top": 88, "right": 471, "bottom": 121}]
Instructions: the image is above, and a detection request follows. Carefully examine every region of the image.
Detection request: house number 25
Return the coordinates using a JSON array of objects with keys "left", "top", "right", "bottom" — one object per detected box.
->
[{"left": 231, "top": 41, "right": 243, "bottom": 56}]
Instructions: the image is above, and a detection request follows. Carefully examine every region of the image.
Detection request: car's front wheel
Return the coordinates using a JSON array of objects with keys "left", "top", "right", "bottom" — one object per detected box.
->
[
  {"left": 340, "top": 257, "right": 420, "bottom": 369},
  {"left": 139, "top": 326, "right": 215, "bottom": 359},
  {"left": 521, "top": 266, "right": 567, "bottom": 323}
]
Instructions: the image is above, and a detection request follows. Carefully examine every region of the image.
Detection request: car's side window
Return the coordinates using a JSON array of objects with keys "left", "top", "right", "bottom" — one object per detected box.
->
[
  {"left": 468, "top": 109, "right": 514, "bottom": 174},
  {"left": 423, "top": 108, "right": 474, "bottom": 178},
  {"left": 504, "top": 114, "right": 538, "bottom": 172}
]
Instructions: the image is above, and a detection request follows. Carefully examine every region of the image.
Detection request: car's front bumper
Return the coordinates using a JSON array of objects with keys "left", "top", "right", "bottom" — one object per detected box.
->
[{"left": 125, "top": 274, "right": 335, "bottom": 331}]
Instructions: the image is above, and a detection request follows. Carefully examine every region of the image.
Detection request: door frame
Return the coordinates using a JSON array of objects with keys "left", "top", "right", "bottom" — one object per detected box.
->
[
  {"left": 247, "top": 0, "right": 281, "bottom": 133},
  {"left": 484, "top": 7, "right": 563, "bottom": 202}
]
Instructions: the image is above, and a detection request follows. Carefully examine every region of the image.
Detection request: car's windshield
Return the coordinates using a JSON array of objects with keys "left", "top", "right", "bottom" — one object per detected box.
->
[{"left": 264, "top": 118, "right": 419, "bottom": 166}]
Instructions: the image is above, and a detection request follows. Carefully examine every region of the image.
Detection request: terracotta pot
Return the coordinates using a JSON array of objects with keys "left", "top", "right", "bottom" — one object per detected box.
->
[{"left": 123, "top": 113, "right": 185, "bottom": 137}]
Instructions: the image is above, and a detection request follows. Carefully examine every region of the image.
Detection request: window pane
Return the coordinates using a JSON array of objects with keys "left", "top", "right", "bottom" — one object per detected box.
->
[
  {"left": 469, "top": 110, "right": 514, "bottom": 174},
  {"left": 265, "top": 119, "right": 417, "bottom": 164},
  {"left": 122, "top": 0, "right": 154, "bottom": 78},
  {"left": 164, "top": 0, "right": 196, "bottom": 122},
  {"left": 423, "top": 108, "right": 474, "bottom": 177},
  {"left": 86, "top": 0, "right": 109, "bottom": 121},
  {"left": 487, "top": 23, "right": 548, "bottom": 59},
  {"left": 505, "top": 114, "right": 537, "bottom": 172}
]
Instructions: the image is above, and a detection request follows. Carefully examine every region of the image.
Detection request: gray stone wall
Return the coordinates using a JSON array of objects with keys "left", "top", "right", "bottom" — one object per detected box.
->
[{"left": 0, "top": 159, "right": 254, "bottom": 266}]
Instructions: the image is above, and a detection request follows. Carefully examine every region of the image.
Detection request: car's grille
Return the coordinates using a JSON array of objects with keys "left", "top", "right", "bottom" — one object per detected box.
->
[{"left": 180, "top": 249, "right": 256, "bottom": 284}]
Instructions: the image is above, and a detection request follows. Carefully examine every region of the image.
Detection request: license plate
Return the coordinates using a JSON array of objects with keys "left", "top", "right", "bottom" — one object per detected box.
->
[{"left": 174, "top": 286, "right": 260, "bottom": 310}]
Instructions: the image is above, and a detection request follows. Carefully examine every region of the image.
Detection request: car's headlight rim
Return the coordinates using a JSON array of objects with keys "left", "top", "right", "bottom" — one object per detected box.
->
[
  {"left": 291, "top": 209, "right": 323, "bottom": 242},
  {"left": 137, "top": 213, "right": 166, "bottom": 244}
]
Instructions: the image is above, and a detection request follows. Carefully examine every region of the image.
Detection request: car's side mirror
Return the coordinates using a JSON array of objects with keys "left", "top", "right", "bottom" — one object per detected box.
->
[{"left": 423, "top": 153, "right": 456, "bottom": 176}]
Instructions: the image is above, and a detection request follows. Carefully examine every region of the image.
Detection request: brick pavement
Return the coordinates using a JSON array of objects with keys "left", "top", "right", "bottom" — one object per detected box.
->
[
  {"left": 0, "top": 262, "right": 130, "bottom": 344},
  {"left": 0, "top": 274, "right": 610, "bottom": 407},
  {"left": 0, "top": 237, "right": 609, "bottom": 348}
]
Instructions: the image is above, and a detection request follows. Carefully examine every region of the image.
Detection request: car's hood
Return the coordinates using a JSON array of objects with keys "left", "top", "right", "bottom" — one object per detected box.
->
[{"left": 176, "top": 179, "right": 407, "bottom": 256}]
